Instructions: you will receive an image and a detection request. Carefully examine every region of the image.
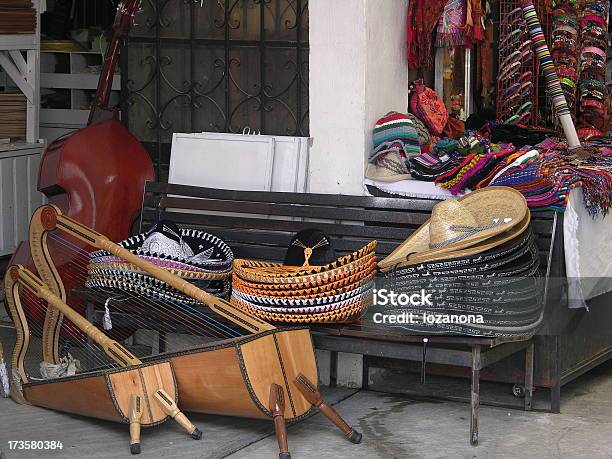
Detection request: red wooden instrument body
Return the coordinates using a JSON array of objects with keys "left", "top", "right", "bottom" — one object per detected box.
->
[{"left": 8, "top": 0, "right": 153, "bottom": 345}]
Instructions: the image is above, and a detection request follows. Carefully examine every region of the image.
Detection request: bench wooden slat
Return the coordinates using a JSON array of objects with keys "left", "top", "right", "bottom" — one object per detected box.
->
[
  {"left": 146, "top": 181, "right": 438, "bottom": 210},
  {"left": 141, "top": 181, "right": 556, "bottom": 269},
  {"left": 155, "top": 196, "right": 432, "bottom": 225},
  {"left": 143, "top": 209, "right": 421, "bottom": 240}
]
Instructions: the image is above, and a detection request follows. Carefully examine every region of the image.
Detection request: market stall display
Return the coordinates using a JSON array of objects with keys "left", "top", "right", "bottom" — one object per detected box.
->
[
  {"left": 496, "top": 1, "right": 536, "bottom": 125},
  {"left": 550, "top": 1, "right": 580, "bottom": 118},
  {"left": 576, "top": 1, "right": 609, "bottom": 138}
]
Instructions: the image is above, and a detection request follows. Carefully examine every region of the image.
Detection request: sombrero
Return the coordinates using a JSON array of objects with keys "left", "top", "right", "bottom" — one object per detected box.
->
[
  {"left": 379, "top": 187, "right": 529, "bottom": 271},
  {"left": 89, "top": 220, "right": 234, "bottom": 275},
  {"left": 232, "top": 260, "right": 377, "bottom": 293},
  {"left": 230, "top": 229, "right": 377, "bottom": 323},
  {"left": 230, "top": 293, "right": 372, "bottom": 324},
  {"left": 231, "top": 271, "right": 377, "bottom": 298},
  {"left": 87, "top": 220, "right": 234, "bottom": 304}
]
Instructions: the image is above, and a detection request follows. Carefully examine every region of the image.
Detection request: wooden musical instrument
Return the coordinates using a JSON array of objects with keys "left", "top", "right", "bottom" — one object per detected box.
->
[
  {"left": 8, "top": 0, "right": 154, "bottom": 365},
  {"left": 5, "top": 204, "right": 363, "bottom": 458},
  {"left": 4, "top": 264, "right": 201, "bottom": 455}
]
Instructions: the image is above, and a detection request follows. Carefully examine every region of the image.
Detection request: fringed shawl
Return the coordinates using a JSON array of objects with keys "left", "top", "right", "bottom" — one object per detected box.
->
[{"left": 407, "top": 0, "right": 447, "bottom": 69}]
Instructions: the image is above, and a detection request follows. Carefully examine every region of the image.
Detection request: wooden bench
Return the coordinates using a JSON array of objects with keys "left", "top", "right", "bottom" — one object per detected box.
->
[{"left": 134, "top": 181, "right": 561, "bottom": 446}]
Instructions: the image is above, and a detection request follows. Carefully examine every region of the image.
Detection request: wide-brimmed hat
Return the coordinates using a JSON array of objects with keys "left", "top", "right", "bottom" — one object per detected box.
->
[
  {"left": 379, "top": 187, "right": 529, "bottom": 271},
  {"left": 230, "top": 229, "right": 377, "bottom": 323},
  {"left": 89, "top": 220, "right": 234, "bottom": 276},
  {"left": 87, "top": 220, "right": 234, "bottom": 304}
]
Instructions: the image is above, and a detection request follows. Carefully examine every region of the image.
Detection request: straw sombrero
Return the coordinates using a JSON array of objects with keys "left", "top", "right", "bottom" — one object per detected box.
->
[{"left": 379, "top": 187, "right": 529, "bottom": 272}]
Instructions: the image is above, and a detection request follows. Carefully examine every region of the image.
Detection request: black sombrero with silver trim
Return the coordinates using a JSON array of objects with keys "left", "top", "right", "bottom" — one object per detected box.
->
[
  {"left": 87, "top": 220, "right": 234, "bottom": 305},
  {"left": 90, "top": 220, "right": 234, "bottom": 273}
]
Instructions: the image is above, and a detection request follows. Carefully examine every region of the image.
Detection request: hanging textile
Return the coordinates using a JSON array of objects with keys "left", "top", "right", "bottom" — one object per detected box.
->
[
  {"left": 436, "top": 0, "right": 466, "bottom": 48},
  {"left": 407, "top": 0, "right": 448, "bottom": 69},
  {"left": 464, "top": 0, "right": 487, "bottom": 45}
]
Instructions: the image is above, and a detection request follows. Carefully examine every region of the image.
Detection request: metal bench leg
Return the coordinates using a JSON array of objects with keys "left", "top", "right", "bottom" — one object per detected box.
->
[
  {"left": 524, "top": 341, "right": 534, "bottom": 411},
  {"left": 551, "top": 381, "right": 561, "bottom": 413},
  {"left": 550, "top": 336, "right": 561, "bottom": 413},
  {"left": 330, "top": 351, "right": 338, "bottom": 388},
  {"left": 470, "top": 345, "right": 481, "bottom": 446},
  {"left": 362, "top": 355, "right": 369, "bottom": 390}
]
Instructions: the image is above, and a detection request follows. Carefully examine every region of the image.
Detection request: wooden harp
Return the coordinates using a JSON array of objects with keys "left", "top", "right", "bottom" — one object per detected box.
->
[
  {"left": 4, "top": 264, "right": 201, "bottom": 455},
  {"left": 5, "top": 204, "right": 362, "bottom": 457}
]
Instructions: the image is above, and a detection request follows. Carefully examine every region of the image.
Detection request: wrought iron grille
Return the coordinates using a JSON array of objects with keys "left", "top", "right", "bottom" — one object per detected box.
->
[{"left": 121, "top": 0, "right": 309, "bottom": 180}]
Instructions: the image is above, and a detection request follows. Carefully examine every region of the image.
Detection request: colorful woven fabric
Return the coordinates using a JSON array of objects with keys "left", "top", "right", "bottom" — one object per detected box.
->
[
  {"left": 371, "top": 112, "right": 421, "bottom": 160},
  {"left": 488, "top": 139, "right": 612, "bottom": 215},
  {"left": 407, "top": 0, "right": 449, "bottom": 69},
  {"left": 424, "top": 127, "right": 611, "bottom": 216},
  {"left": 407, "top": 113, "right": 432, "bottom": 146},
  {"left": 436, "top": 0, "right": 466, "bottom": 48},
  {"left": 521, "top": 0, "right": 572, "bottom": 119}
]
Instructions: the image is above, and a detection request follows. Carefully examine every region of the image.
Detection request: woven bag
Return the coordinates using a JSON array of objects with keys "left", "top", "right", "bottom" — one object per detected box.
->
[{"left": 409, "top": 80, "right": 448, "bottom": 136}]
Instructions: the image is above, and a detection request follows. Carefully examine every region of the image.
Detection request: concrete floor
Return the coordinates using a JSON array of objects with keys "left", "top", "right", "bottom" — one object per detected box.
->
[{"left": 1, "top": 322, "right": 612, "bottom": 458}]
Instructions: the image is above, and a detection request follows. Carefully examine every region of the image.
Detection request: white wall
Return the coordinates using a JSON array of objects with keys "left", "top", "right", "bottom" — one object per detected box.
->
[{"left": 308, "top": 0, "right": 409, "bottom": 195}]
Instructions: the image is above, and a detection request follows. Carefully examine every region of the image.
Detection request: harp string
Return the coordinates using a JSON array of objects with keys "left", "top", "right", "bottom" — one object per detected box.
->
[
  {"left": 19, "top": 289, "right": 116, "bottom": 373},
  {"left": 76, "top": 287, "right": 235, "bottom": 346},
  {"left": 54, "top": 261, "right": 242, "bottom": 342},
  {"left": 45, "top": 233, "right": 243, "bottom": 343},
  {"left": 21, "top": 289, "right": 116, "bottom": 367}
]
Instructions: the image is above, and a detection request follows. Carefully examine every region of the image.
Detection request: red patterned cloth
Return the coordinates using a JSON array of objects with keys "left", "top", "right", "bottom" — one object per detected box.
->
[
  {"left": 407, "top": 0, "right": 448, "bottom": 69},
  {"left": 464, "top": 0, "right": 486, "bottom": 46}
]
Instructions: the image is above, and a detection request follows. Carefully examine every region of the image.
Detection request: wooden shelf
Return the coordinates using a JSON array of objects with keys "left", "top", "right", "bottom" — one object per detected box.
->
[
  {"left": 0, "top": 34, "right": 38, "bottom": 51},
  {"left": 41, "top": 72, "right": 120, "bottom": 91},
  {"left": 0, "top": 140, "right": 44, "bottom": 157},
  {"left": 0, "top": 1, "right": 41, "bottom": 145}
]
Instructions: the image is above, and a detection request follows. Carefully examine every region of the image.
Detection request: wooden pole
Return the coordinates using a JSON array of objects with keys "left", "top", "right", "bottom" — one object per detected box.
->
[
  {"left": 129, "top": 394, "right": 143, "bottom": 455},
  {"left": 294, "top": 373, "right": 362, "bottom": 444},
  {"left": 269, "top": 384, "right": 290, "bottom": 459},
  {"left": 153, "top": 389, "right": 202, "bottom": 440}
]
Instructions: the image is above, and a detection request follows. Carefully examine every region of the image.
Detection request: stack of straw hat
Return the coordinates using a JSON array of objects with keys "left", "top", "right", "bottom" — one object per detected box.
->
[
  {"left": 376, "top": 186, "right": 544, "bottom": 337},
  {"left": 231, "top": 229, "right": 377, "bottom": 323},
  {"left": 86, "top": 221, "right": 234, "bottom": 305}
]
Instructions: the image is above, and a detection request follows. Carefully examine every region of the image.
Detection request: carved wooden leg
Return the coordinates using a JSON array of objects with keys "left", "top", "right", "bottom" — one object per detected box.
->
[
  {"left": 153, "top": 389, "right": 202, "bottom": 440},
  {"left": 270, "top": 384, "right": 290, "bottom": 459},
  {"left": 294, "top": 373, "right": 362, "bottom": 444},
  {"left": 128, "top": 394, "right": 143, "bottom": 455}
]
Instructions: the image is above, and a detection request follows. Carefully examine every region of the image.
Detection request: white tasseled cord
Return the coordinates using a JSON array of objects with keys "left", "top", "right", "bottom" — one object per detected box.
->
[{"left": 103, "top": 297, "right": 114, "bottom": 331}]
